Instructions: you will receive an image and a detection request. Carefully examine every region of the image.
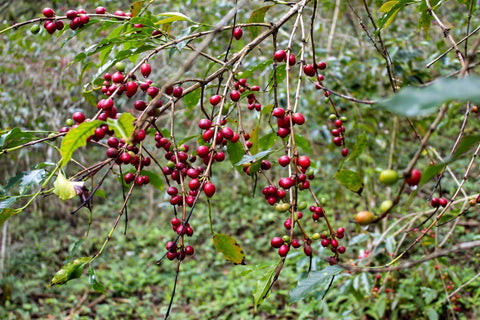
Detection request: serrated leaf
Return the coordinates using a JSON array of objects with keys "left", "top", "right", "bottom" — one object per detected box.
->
[
  {"left": 48, "top": 257, "right": 91, "bottom": 287},
  {"left": 334, "top": 169, "right": 364, "bottom": 194},
  {"left": 294, "top": 133, "right": 311, "bottom": 153},
  {"left": 130, "top": 0, "right": 144, "bottom": 17},
  {"left": 88, "top": 266, "right": 106, "bottom": 294},
  {"left": 234, "top": 148, "right": 275, "bottom": 166},
  {"left": 184, "top": 88, "right": 201, "bottom": 110},
  {"left": 106, "top": 113, "right": 135, "bottom": 141},
  {"left": 213, "top": 233, "right": 245, "bottom": 265},
  {"left": 289, "top": 265, "right": 344, "bottom": 302},
  {"left": 155, "top": 12, "right": 195, "bottom": 25},
  {"left": 253, "top": 259, "right": 281, "bottom": 311},
  {"left": 140, "top": 170, "right": 163, "bottom": 190},
  {"left": 348, "top": 132, "right": 367, "bottom": 161},
  {"left": 3, "top": 169, "right": 46, "bottom": 195},
  {"left": 227, "top": 141, "right": 245, "bottom": 172},
  {"left": 376, "top": 77, "right": 480, "bottom": 117},
  {"left": 60, "top": 120, "right": 103, "bottom": 167},
  {"left": 247, "top": 5, "right": 273, "bottom": 38}
]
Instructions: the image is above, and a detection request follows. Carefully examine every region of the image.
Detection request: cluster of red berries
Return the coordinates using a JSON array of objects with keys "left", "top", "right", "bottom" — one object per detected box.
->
[
  {"left": 273, "top": 49, "right": 296, "bottom": 65},
  {"left": 165, "top": 218, "right": 195, "bottom": 261},
  {"left": 272, "top": 108, "right": 306, "bottom": 138},
  {"left": 328, "top": 114, "right": 348, "bottom": 157}
]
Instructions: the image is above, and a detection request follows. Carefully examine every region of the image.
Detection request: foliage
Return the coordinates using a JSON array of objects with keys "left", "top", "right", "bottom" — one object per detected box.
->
[{"left": 1, "top": 0, "right": 480, "bottom": 319}]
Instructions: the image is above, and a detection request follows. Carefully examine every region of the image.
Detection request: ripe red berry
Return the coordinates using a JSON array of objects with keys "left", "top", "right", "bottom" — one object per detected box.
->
[
  {"left": 278, "top": 155, "right": 291, "bottom": 167},
  {"left": 317, "top": 61, "right": 327, "bottom": 70},
  {"left": 292, "top": 112, "right": 305, "bottom": 125},
  {"left": 283, "top": 218, "right": 292, "bottom": 230},
  {"left": 126, "top": 81, "right": 138, "bottom": 97},
  {"left": 272, "top": 107, "right": 286, "bottom": 118},
  {"left": 141, "top": 63, "right": 151, "bottom": 78},
  {"left": 185, "top": 245, "right": 194, "bottom": 255},
  {"left": 279, "top": 177, "right": 293, "bottom": 189},
  {"left": 45, "top": 21, "right": 57, "bottom": 34},
  {"left": 233, "top": 27, "right": 243, "bottom": 40},
  {"left": 111, "top": 71, "right": 124, "bottom": 83},
  {"left": 55, "top": 20, "right": 64, "bottom": 30},
  {"left": 209, "top": 95, "right": 222, "bottom": 106},
  {"left": 303, "top": 244, "right": 313, "bottom": 256},
  {"left": 291, "top": 239, "right": 302, "bottom": 248},
  {"left": 203, "top": 182, "right": 216, "bottom": 197},
  {"left": 439, "top": 197, "right": 448, "bottom": 207},
  {"left": 42, "top": 7, "right": 55, "bottom": 18},
  {"left": 95, "top": 7, "right": 106, "bottom": 14},
  {"left": 430, "top": 197, "right": 440, "bottom": 208},
  {"left": 333, "top": 136, "right": 343, "bottom": 146},
  {"left": 303, "top": 64, "right": 316, "bottom": 77},
  {"left": 230, "top": 90, "right": 241, "bottom": 102},
  {"left": 406, "top": 169, "right": 421, "bottom": 186},
  {"left": 221, "top": 127, "right": 234, "bottom": 140},
  {"left": 171, "top": 218, "right": 181, "bottom": 227},
  {"left": 321, "top": 239, "right": 330, "bottom": 247},
  {"left": 274, "top": 50, "right": 286, "bottom": 62},
  {"left": 297, "top": 155, "right": 310, "bottom": 169},
  {"left": 198, "top": 118, "right": 211, "bottom": 130},
  {"left": 196, "top": 145, "right": 210, "bottom": 158},
  {"left": 72, "top": 112, "right": 85, "bottom": 123},
  {"left": 341, "top": 148, "right": 349, "bottom": 157},
  {"left": 337, "top": 246, "right": 346, "bottom": 254},
  {"left": 124, "top": 172, "right": 135, "bottom": 184},
  {"left": 288, "top": 54, "right": 296, "bottom": 65},
  {"left": 79, "top": 14, "right": 90, "bottom": 25},
  {"left": 271, "top": 236, "right": 284, "bottom": 248},
  {"left": 172, "top": 86, "right": 183, "bottom": 97},
  {"left": 278, "top": 244, "right": 290, "bottom": 257}
]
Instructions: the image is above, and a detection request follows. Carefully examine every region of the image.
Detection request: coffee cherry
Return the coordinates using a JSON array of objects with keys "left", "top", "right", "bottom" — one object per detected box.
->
[
  {"left": 321, "top": 239, "right": 330, "bottom": 247},
  {"left": 439, "top": 198, "right": 448, "bottom": 207},
  {"left": 30, "top": 25, "right": 41, "bottom": 34},
  {"left": 271, "top": 236, "right": 284, "bottom": 248},
  {"left": 203, "top": 182, "right": 216, "bottom": 197},
  {"left": 355, "top": 210, "right": 374, "bottom": 225},
  {"left": 380, "top": 200, "right": 393, "bottom": 212},
  {"left": 292, "top": 112, "right": 305, "bottom": 125},
  {"left": 278, "top": 244, "right": 290, "bottom": 257},
  {"left": 45, "top": 21, "right": 57, "bottom": 34},
  {"left": 172, "top": 86, "right": 183, "bottom": 97},
  {"left": 379, "top": 169, "right": 399, "bottom": 186},
  {"left": 198, "top": 118, "right": 211, "bottom": 130},
  {"left": 111, "top": 71, "right": 124, "bottom": 83},
  {"left": 196, "top": 145, "right": 210, "bottom": 158},
  {"left": 230, "top": 90, "right": 240, "bottom": 102},
  {"left": 140, "top": 63, "right": 151, "bottom": 78},
  {"left": 233, "top": 27, "right": 243, "bottom": 40},
  {"left": 42, "top": 7, "right": 55, "bottom": 18},
  {"left": 341, "top": 148, "right": 349, "bottom": 157},
  {"left": 291, "top": 239, "right": 301, "bottom": 248},
  {"left": 126, "top": 81, "right": 138, "bottom": 97},
  {"left": 95, "top": 6, "right": 106, "bottom": 14},
  {"left": 221, "top": 127, "right": 234, "bottom": 140},
  {"left": 330, "top": 239, "right": 339, "bottom": 248},
  {"left": 124, "top": 172, "right": 135, "bottom": 184},
  {"left": 260, "top": 160, "right": 271, "bottom": 170},
  {"left": 283, "top": 218, "right": 292, "bottom": 230},
  {"left": 274, "top": 50, "right": 286, "bottom": 62},
  {"left": 303, "top": 64, "right": 316, "bottom": 77},
  {"left": 333, "top": 136, "right": 342, "bottom": 146},
  {"left": 288, "top": 54, "right": 296, "bottom": 65},
  {"left": 72, "top": 112, "right": 86, "bottom": 123},
  {"left": 406, "top": 169, "right": 421, "bottom": 186},
  {"left": 278, "top": 155, "right": 290, "bottom": 167},
  {"left": 337, "top": 246, "right": 346, "bottom": 254},
  {"left": 55, "top": 20, "right": 64, "bottom": 30},
  {"left": 303, "top": 244, "right": 313, "bottom": 256},
  {"left": 297, "top": 155, "right": 310, "bottom": 169},
  {"left": 272, "top": 107, "right": 285, "bottom": 118},
  {"left": 430, "top": 197, "right": 440, "bottom": 208},
  {"left": 209, "top": 95, "right": 221, "bottom": 106},
  {"left": 185, "top": 245, "right": 194, "bottom": 255},
  {"left": 317, "top": 61, "right": 327, "bottom": 70}
]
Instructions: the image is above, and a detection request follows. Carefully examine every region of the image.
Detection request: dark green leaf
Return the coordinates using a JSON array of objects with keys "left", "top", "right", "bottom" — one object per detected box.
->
[
  {"left": 88, "top": 266, "right": 106, "bottom": 294},
  {"left": 258, "top": 132, "right": 277, "bottom": 151},
  {"left": 334, "top": 169, "right": 364, "bottom": 194},
  {"left": 106, "top": 113, "right": 135, "bottom": 141},
  {"left": 227, "top": 141, "right": 245, "bottom": 172},
  {"left": 294, "top": 133, "right": 311, "bottom": 153},
  {"left": 235, "top": 148, "right": 275, "bottom": 166},
  {"left": 60, "top": 121, "right": 104, "bottom": 167},
  {"left": 184, "top": 88, "right": 201, "bottom": 110},
  {"left": 213, "top": 233, "right": 245, "bottom": 265},
  {"left": 261, "top": 104, "right": 274, "bottom": 116},
  {"left": 348, "top": 132, "right": 367, "bottom": 161},
  {"left": 140, "top": 170, "right": 163, "bottom": 190},
  {"left": 64, "top": 239, "right": 84, "bottom": 263},
  {"left": 253, "top": 259, "right": 281, "bottom": 311},
  {"left": 289, "top": 265, "right": 344, "bottom": 302},
  {"left": 48, "top": 257, "right": 91, "bottom": 287},
  {"left": 3, "top": 169, "right": 46, "bottom": 195},
  {"left": 0, "top": 128, "right": 35, "bottom": 150},
  {"left": 247, "top": 5, "right": 273, "bottom": 38},
  {"left": 376, "top": 77, "right": 480, "bottom": 117}
]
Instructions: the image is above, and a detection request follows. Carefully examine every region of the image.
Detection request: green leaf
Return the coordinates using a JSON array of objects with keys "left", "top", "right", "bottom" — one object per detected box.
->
[
  {"left": 379, "top": 1, "right": 399, "bottom": 12},
  {"left": 130, "top": 0, "right": 144, "bottom": 17},
  {"left": 253, "top": 259, "right": 281, "bottom": 311},
  {"left": 294, "top": 133, "right": 311, "bottom": 153},
  {"left": 48, "top": 257, "right": 91, "bottom": 287},
  {"left": 140, "top": 170, "right": 163, "bottom": 190},
  {"left": 234, "top": 148, "right": 275, "bottom": 166},
  {"left": 60, "top": 120, "right": 103, "bottom": 167},
  {"left": 270, "top": 64, "right": 286, "bottom": 84},
  {"left": 88, "top": 266, "right": 106, "bottom": 294},
  {"left": 376, "top": 77, "right": 480, "bottom": 117},
  {"left": 377, "top": 0, "right": 416, "bottom": 31},
  {"left": 249, "top": 125, "right": 260, "bottom": 155},
  {"left": 184, "top": 88, "right": 201, "bottom": 110},
  {"left": 0, "top": 128, "right": 35, "bottom": 150},
  {"left": 334, "top": 169, "right": 364, "bottom": 194},
  {"left": 348, "top": 132, "right": 367, "bottom": 161},
  {"left": 421, "top": 286, "right": 438, "bottom": 304},
  {"left": 155, "top": 12, "right": 196, "bottom": 25},
  {"left": 3, "top": 169, "right": 46, "bottom": 195},
  {"left": 258, "top": 132, "right": 277, "bottom": 151},
  {"left": 213, "top": 233, "right": 245, "bottom": 265},
  {"left": 227, "top": 141, "right": 245, "bottom": 172},
  {"left": 106, "top": 113, "right": 135, "bottom": 141},
  {"left": 247, "top": 5, "right": 273, "bottom": 38},
  {"left": 427, "top": 308, "right": 439, "bottom": 320},
  {"left": 289, "top": 265, "right": 344, "bottom": 302}
]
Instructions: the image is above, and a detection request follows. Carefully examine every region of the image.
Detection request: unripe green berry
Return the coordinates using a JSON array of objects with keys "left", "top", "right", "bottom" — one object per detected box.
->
[
  {"left": 312, "top": 233, "right": 321, "bottom": 240},
  {"left": 282, "top": 235, "right": 290, "bottom": 243},
  {"left": 30, "top": 25, "right": 41, "bottom": 34},
  {"left": 115, "top": 61, "right": 126, "bottom": 72}
]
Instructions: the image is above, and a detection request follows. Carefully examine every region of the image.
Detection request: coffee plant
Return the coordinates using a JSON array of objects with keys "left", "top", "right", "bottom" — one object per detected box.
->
[{"left": 1, "top": 0, "right": 480, "bottom": 318}]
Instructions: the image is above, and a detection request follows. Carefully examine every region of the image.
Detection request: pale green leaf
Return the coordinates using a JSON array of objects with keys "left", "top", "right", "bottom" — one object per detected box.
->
[
  {"left": 106, "top": 113, "right": 135, "bottom": 141},
  {"left": 60, "top": 120, "right": 103, "bottom": 167}
]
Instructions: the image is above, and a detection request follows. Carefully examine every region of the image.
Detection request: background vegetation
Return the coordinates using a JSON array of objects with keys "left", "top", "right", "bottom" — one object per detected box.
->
[{"left": 1, "top": 0, "right": 480, "bottom": 319}]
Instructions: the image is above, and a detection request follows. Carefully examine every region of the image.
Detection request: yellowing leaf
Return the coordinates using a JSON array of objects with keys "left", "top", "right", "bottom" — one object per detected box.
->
[
  {"left": 48, "top": 257, "right": 91, "bottom": 287},
  {"left": 130, "top": 0, "right": 144, "bottom": 17},
  {"left": 213, "top": 233, "right": 245, "bottom": 265},
  {"left": 53, "top": 172, "right": 84, "bottom": 200},
  {"left": 379, "top": 1, "right": 399, "bottom": 13},
  {"left": 155, "top": 12, "right": 195, "bottom": 25}
]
